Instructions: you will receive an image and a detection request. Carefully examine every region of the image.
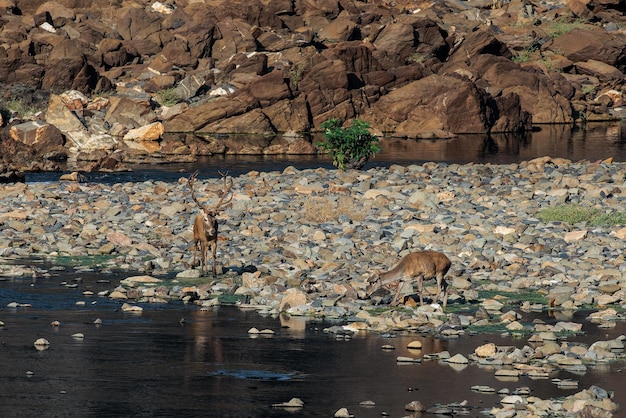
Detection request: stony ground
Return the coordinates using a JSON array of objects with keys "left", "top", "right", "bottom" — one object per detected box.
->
[{"left": 1, "top": 156, "right": 625, "bottom": 416}]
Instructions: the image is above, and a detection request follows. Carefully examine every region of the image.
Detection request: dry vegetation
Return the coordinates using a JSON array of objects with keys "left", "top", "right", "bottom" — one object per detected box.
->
[{"left": 300, "top": 195, "right": 371, "bottom": 223}]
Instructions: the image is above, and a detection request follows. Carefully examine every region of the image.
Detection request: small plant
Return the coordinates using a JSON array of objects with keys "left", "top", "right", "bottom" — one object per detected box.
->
[
  {"left": 541, "top": 58, "right": 562, "bottom": 73},
  {"left": 317, "top": 118, "right": 381, "bottom": 170},
  {"left": 288, "top": 63, "right": 306, "bottom": 90},
  {"left": 581, "top": 84, "right": 596, "bottom": 96},
  {"left": 512, "top": 44, "right": 538, "bottom": 64},
  {"left": 537, "top": 204, "right": 626, "bottom": 227},
  {"left": 155, "top": 87, "right": 181, "bottom": 107},
  {"left": 1, "top": 98, "right": 44, "bottom": 117},
  {"left": 548, "top": 18, "right": 586, "bottom": 38},
  {"left": 408, "top": 52, "right": 429, "bottom": 64}
]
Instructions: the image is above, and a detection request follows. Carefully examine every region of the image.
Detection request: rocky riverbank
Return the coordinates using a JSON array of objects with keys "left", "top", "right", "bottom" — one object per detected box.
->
[
  {"left": 1, "top": 156, "right": 625, "bottom": 415},
  {"left": 1, "top": 157, "right": 625, "bottom": 317}
]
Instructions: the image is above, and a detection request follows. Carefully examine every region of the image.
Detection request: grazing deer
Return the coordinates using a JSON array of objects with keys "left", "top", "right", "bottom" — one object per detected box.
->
[
  {"left": 188, "top": 171, "right": 233, "bottom": 277},
  {"left": 366, "top": 251, "right": 451, "bottom": 308}
]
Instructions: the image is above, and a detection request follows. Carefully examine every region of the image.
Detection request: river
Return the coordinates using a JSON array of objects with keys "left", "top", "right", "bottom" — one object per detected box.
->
[
  {"left": 24, "top": 121, "right": 626, "bottom": 184},
  {"left": 3, "top": 121, "right": 626, "bottom": 417},
  {"left": 1, "top": 267, "right": 625, "bottom": 417}
]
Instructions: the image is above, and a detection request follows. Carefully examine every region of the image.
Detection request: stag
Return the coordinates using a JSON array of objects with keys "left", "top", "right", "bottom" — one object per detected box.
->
[
  {"left": 188, "top": 171, "right": 233, "bottom": 277},
  {"left": 366, "top": 251, "right": 452, "bottom": 308}
]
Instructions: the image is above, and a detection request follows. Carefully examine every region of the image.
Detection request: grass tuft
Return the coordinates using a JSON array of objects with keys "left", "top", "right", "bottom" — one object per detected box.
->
[
  {"left": 301, "top": 195, "right": 370, "bottom": 223},
  {"left": 537, "top": 204, "right": 626, "bottom": 227}
]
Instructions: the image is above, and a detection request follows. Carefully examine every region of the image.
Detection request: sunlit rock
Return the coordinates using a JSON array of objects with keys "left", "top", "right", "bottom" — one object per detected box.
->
[
  {"left": 121, "top": 303, "right": 143, "bottom": 313},
  {"left": 34, "top": 338, "right": 50, "bottom": 350},
  {"left": 272, "top": 398, "right": 304, "bottom": 408},
  {"left": 333, "top": 407, "right": 352, "bottom": 417}
]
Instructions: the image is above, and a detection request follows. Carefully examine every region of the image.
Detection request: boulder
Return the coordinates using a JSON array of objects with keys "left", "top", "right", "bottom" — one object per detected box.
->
[
  {"left": 474, "top": 55, "right": 573, "bottom": 124},
  {"left": 372, "top": 22, "right": 416, "bottom": 70},
  {"left": 317, "top": 17, "right": 357, "bottom": 42},
  {"left": 9, "top": 121, "right": 63, "bottom": 147},
  {"left": 365, "top": 74, "right": 491, "bottom": 137},
  {"left": 105, "top": 96, "right": 157, "bottom": 130},
  {"left": 261, "top": 96, "right": 311, "bottom": 133},
  {"left": 574, "top": 60, "right": 624, "bottom": 83},
  {"left": 547, "top": 29, "right": 626, "bottom": 69}
]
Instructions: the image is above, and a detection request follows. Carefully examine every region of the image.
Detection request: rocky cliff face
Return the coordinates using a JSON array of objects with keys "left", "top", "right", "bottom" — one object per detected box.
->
[{"left": 0, "top": 0, "right": 625, "bottom": 172}]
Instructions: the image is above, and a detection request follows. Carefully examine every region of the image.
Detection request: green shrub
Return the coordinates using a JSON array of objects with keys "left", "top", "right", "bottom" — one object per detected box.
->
[
  {"left": 537, "top": 204, "right": 626, "bottom": 227},
  {"left": 548, "top": 18, "right": 586, "bottom": 38},
  {"left": 288, "top": 63, "right": 306, "bottom": 90},
  {"left": 155, "top": 87, "right": 181, "bottom": 107},
  {"left": 317, "top": 118, "right": 381, "bottom": 171},
  {"left": 1, "top": 98, "right": 44, "bottom": 117}
]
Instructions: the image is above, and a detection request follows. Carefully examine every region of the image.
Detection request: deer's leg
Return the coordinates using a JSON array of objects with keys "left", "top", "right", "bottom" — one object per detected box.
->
[
  {"left": 200, "top": 241, "right": 208, "bottom": 275},
  {"left": 434, "top": 272, "right": 443, "bottom": 305},
  {"left": 192, "top": 240, "right": 199, "bottom": 268},
  {"left": 210, "top": 239, "right": 217, "bottom": 277},
  {"left": 391, "top": 281, "right": 404, "bottom": 306},
  {"left": 441, "top": 279, "right": 449, "bottom": 309},
  {"left": 417, "top": 275, "right": 424, "bottom": 306}
]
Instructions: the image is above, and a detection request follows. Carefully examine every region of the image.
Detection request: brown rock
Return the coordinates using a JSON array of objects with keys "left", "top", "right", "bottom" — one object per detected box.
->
[
  {"left": 477, "top": 55, "right": 573, "bottom": 124},
  {"left": 548, "top": 28, "right": 626, "bottom": 67},
  {"left": 372, "top": 22, "right": 415, "bottom": 70},
  {"left": 366, "top": 74, "right": 490, "bottom": 137},
  {"left": 212, "top": 19, "right": 257, "bottom": 62},
  {"left": 445, "top": 29, "right": 512, "bottom": 65},
  {"left": 317, "top": 17, "right": 357, "bottom": 42},
  {"left": 249, "top": 70, "right": 291, "bottom": 105},
  {"left": 574, "top": 60, "right": 624, "bottom": 82},
  {"left": 105, "top": 96, "right": 157, "bottom": 129},
  {"left": 261, "top": 96, "right": 311, "bottom": 133},
  {"left": 123, "top": 122, "right": 164, "bottom": 141},
  {"left": 475, "top": 342, "right": 497, "bottom": 358},
  {"left": 279, "top": 289, "right": 307, "bottom": 312},
  {"left": 35, "top": 1, "right": 75, "bottom": 23},
  {"left": 9, "top": 121, "right": 63, "bottom": 147},
  {"left": 199, "top": 108, "right": 274, "bottom": 135}
]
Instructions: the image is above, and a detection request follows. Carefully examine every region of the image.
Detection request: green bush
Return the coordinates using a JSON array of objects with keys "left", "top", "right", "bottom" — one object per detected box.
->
[
  {"left": 317, "top": 118, "right": 381, "bottom": 171},
  {"left": 548, "top": 18, "right": 586, "bottom": 38},
  {"left": 1, "top": 98, "right": 44, "bottom": 117},
  {"left": 537, "top": 204, "right": 626, "bottom": 227},
  {"left": 155, "top": 87, "right": 181, "bottom": 107}
]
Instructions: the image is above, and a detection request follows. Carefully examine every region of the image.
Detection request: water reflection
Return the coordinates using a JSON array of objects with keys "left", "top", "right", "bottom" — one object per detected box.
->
[
  {"left": 376, "top": 121, "right": 626, "bottom": 165},
  {"left": 24, "top": 121, "right": 626, "bottom": 183}
]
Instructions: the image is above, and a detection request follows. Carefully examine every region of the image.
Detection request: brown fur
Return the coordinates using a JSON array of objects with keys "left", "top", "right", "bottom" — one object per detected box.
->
[
  {"left": 367, "top": 251, "right": 451, "bottom": 308},
  {"left": 192, "top": 211, "right": 219, "bottom": 277},
  {"left": 188, "top": 172, "right": 232, "bottom": 277}
]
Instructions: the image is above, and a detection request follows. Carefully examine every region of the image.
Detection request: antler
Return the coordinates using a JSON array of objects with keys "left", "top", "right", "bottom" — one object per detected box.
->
[
  {"left": 188, "top": 171, "right": 210, "bottom": 215},
  {"left": 210, "top": 171, "right": 233, "bottom": 215}
]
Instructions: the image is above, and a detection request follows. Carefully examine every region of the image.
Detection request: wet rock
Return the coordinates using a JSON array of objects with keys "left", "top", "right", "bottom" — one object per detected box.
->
[
  {"left": 272, "top": 397, "right": 304, "bottom": 408},
  {"left": 404, "top": 400, "right": 425, "bottom": 412},
  {"left": 446, "top": 354, "right": 469, "bottom": 364},
  {"left": 333, "top": 407, "right": 352, "bottom": 418},
  {"left": 120, "top": 303, "right": 143, "bottom": 313},
  {"left": 475, "top": 343, "right": 497, "bottom": 358},
  {"left": 34, "top": 338, "right": 50, "bottom": 350},
  {"left": 407, "top": 340, "right": 423, "bottom": 349}
]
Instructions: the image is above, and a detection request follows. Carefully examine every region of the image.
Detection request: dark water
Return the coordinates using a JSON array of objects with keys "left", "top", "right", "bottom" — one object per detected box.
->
[
  {"left": 1, "top": 268, "right": 625, "bottom": 417},
  {"left": 24, "top": 121, "right": 626, "bottom": 183}
]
